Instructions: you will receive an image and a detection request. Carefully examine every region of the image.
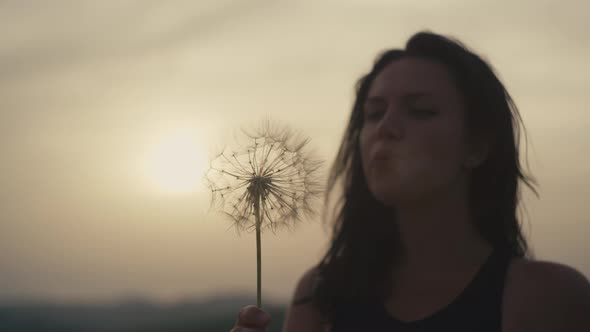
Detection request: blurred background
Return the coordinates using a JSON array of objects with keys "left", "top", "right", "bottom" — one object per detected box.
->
[{"left": 1, "top": 0, "right": 588, "bottom": 331}]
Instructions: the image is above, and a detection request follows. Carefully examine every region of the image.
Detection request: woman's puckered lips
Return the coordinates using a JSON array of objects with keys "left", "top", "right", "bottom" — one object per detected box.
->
[{"left": 370, "top": 144, "right": 396, "bottom": 161}]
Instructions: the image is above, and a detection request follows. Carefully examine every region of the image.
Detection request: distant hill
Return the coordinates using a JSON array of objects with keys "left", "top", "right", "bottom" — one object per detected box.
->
[{"left": 0, "top": 295, "right": 287, "bottom": 332}]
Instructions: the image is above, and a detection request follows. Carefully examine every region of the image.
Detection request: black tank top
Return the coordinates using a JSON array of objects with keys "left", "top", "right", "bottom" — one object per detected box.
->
[{"left": 330, "top": 248, "right": 514, "bottom": 331}]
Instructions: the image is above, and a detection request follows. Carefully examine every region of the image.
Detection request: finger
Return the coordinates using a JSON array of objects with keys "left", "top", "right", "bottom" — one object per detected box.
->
[{"left": 236, "top": 305, "right": 271, "bottom": 327}]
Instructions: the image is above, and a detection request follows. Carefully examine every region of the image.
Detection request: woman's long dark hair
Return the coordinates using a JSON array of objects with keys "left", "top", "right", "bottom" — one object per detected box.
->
[{"left": 296, "top": 31, "right": 538, "bottom": 323}]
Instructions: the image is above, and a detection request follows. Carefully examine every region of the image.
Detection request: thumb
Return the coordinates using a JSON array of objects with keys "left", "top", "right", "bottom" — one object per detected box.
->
[{"left": 238, "top": 305, "right": 272, "bottom": 327}]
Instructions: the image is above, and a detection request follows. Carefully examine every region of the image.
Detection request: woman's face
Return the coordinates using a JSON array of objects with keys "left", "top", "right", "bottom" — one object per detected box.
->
[{"left": 360, "top": 57, "right": 478, "bottom": 207}]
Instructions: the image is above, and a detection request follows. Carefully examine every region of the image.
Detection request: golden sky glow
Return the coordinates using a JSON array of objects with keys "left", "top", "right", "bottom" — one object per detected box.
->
[
  {"left": 0, "top": 0, "right": 588, "bottom": 304},
  {"left": 142, "top": 129, "right": 208, "bottom": 194}
]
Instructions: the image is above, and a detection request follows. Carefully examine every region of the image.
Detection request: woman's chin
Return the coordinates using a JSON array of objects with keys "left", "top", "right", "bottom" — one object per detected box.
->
[
  {"left": 369, "top": 182, "right": 424, "bottom": 207},
  {"left": 369, "top": 184, "right": 403, "bottom": 206}
]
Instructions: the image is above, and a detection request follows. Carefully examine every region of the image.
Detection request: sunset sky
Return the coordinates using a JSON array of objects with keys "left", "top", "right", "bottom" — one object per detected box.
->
[{"left": 1, "top": 0, "right": 588, "bottom": 305}]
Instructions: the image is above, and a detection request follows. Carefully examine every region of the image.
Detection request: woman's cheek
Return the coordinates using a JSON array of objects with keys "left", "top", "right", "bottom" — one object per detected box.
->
[{"left": 397, "top": 157, "right": 435, "bottom": 191}]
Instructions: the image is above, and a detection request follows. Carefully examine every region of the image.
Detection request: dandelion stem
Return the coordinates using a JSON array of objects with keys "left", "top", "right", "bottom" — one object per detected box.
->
[{"left": 255, "top": 197, "right": 262, "bottom": 309}]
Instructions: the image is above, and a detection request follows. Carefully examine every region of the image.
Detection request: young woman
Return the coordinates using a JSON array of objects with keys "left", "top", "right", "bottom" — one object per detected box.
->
[{"left": 231, "top": 31, "right": 590, "bottom": 332}]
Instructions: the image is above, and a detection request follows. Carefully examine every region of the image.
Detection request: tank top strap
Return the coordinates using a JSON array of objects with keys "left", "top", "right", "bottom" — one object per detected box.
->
[{"left": 459, "top": 246, "right": 514, "bottom": 302}]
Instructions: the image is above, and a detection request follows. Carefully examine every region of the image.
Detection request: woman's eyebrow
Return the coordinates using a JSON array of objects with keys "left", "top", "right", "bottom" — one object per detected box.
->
[
  {"left": 404, "top": 92, "right": 432, "bottom": 100},
  {"left": 365, "top": 96, "right": 386, "bottom": 103},
  {"left": 366, "top": 92, "right": 433, "bottom": 101}
]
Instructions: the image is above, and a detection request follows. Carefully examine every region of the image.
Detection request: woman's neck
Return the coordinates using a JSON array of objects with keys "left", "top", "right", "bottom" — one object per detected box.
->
[{"left": 393, "top": 181, "right": 492, "bottom": 273}]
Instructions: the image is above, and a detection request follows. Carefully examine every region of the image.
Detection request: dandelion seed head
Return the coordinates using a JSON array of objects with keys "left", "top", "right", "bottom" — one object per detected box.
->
[{"left": 204, "top": 120, "right": 324, "bottom": 235}]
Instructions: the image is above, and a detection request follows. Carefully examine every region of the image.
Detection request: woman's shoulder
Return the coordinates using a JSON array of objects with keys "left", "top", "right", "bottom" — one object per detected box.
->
[
  {"left": 291, "top": 266, "right": 321, "bottom": 304},
  {"left": 283, "top": 265, "right": 329, "bottom": 332},
  {"left": 507, "top": 256, "right": 589, "bottom": 296},
  {"left": 503, "top": 257, "right": 590, "bottom": 331}
]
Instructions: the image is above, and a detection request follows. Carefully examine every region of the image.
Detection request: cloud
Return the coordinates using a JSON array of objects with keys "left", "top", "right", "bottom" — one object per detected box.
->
[{"left": 0, "top": 0, "right": 271, "bottom": 82}]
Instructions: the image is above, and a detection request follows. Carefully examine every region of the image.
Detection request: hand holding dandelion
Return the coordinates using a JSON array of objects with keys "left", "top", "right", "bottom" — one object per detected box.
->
[{"left": 205, "top": 121, "right": 324, "bottom": 308}]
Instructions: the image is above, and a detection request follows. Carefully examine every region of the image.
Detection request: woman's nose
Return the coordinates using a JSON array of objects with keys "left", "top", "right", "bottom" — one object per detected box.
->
[{"left": 375, "top": 105, "right": 404, "bottom": 140}]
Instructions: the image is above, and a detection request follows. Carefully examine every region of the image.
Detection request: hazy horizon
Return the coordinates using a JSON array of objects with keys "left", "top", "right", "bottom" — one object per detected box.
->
[{"left": 1, "top": 0, "right": 588, "bottom": 305}]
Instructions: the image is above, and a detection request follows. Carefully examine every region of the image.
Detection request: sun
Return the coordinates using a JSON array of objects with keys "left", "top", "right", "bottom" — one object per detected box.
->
[{"left": 143, "top": 131, "right": 207, "bottom": 194}]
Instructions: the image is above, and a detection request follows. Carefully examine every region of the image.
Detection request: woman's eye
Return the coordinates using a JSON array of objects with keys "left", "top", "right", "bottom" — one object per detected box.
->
[
  {"left": 363, "top": 101, "right": 387, "bottom": 121},
  {"left": 408, "top": 108, "right": 437, "bottom": 118},
  {"left": 364, "top": 109, "right": 385, "bottom": 121}
]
